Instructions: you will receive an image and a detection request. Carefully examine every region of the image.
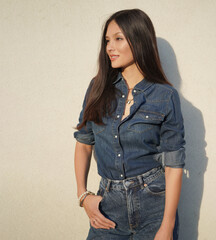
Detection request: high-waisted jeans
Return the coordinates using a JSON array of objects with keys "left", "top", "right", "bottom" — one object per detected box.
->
[{"left": 86, "top": 166, "right": 179, "bottom": 240}]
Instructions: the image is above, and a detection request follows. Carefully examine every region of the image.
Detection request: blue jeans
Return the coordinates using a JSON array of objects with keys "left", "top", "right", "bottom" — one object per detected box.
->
[{"left": 86, "top": 166, "right": 179, "bottom": 240}]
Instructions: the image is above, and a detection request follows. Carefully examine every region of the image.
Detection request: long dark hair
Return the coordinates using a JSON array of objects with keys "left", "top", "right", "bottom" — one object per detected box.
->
[{"left": 77, "top": 8, "right": 172, "bottom": 129}]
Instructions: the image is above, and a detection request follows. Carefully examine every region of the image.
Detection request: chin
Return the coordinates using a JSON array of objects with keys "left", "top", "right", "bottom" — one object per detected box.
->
[
  {"left": 111, "top": 63, "right": 122, "bottom": 69},
  {"left": 111, "top": 66, "right": 121, "bottom": 69}
]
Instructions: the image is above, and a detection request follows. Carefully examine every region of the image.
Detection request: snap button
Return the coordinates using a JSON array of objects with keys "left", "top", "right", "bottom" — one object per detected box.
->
[
  {"left": 114, "top": 135, "right": 118, "bottom": 138},
  {"left": 133, "top": 89, "right": 137, "bottom": 93},
  {"left": 122, "top": 95, "right": 125, "bottom": 98},
  {"left": 118, "top": 153, "right": 121, "bottom": 157},
  {"left": 120, "top": 174, "right": 123, "bottom": 177},
  {"left": 145, "top": 115, "right": 149, "bottom": 119},
  {"left": 117, "top": 115, "right": 120, "bottom": 118}
]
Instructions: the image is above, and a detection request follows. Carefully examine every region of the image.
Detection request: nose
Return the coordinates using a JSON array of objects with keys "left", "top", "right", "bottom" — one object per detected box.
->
[{"left": 106, "top": 40, "right": 115, "bottom": 52}]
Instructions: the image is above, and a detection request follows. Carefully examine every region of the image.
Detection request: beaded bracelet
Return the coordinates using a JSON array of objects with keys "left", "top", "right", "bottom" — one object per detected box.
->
[
  {"left": 80, "top": 191, "right": 95, "bottom": 207},
  {"left": 78, "top": 190, "right": 95, "bottom": 207},
  {"left": 78, "top": 191, "right": 89, "bottom": 202}
]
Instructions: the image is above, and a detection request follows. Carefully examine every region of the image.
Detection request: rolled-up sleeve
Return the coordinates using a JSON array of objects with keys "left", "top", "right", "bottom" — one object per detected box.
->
[
  {"left": 73, "top": 83, "right": 95, "bottom": 145},
  {"left": 157, "top": 88, "right": 186, "bottom": 168}
]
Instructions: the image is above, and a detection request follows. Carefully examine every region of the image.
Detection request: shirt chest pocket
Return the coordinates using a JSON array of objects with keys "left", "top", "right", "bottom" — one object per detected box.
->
[{"left": 127, "top": 110, "right": 165, "bottom": 133}]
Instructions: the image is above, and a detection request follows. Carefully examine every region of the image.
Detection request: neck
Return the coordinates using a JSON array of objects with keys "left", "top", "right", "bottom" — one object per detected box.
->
[{"left": 121, "top": 64, "right": 144, "bottom": 89}]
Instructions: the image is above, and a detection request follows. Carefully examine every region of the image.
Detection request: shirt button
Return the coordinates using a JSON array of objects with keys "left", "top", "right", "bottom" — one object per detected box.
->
[
  {"left": 133, "top": 89, "right": 137, "bottom": 93},
  {"left": 118, "top": 153, "right": 121, "bottom": 157},
  {"left": 117, "top": 115, "right": 120, "bottom": 118},
  {"left": 145, "top": 115, "right": 149, "bottom": 119},
  {"left": 114, "top": 135, "right": 118, "bottom": 138},
  {"left": 120, "top": 174, "right": 124, "bottom": 177},
  {"left": 122, "top": 95, "right": 125, "bottom": 98}
]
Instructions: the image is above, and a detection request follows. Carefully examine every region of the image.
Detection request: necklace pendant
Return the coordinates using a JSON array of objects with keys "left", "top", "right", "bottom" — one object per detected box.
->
[{"left": 127, "top": 99, "right": 132, "bottom": 104}]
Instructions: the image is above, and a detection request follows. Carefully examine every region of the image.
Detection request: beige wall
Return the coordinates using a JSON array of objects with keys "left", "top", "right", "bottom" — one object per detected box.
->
[{"left": 0, "top": 0, "right": 215, "bottom": 239}]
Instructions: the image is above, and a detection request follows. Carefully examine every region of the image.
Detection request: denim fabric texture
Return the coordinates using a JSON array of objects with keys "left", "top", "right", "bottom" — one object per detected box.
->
[
  {"left": 74, "top": 71, "right": 186, "bottom": 180},
  {"left": 86, "top": 166, "right": 179, "bottom": 240}
]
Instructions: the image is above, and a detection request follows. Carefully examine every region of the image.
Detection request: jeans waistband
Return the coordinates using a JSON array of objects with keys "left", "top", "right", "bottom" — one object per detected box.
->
[{"left": 100, "top": 166, "right": 164, "bottom": 192}]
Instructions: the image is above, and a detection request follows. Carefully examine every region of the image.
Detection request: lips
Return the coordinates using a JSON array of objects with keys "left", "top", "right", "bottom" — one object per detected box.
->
[{"left": 110, "top": 55, "right": 119, "bottom": 61}]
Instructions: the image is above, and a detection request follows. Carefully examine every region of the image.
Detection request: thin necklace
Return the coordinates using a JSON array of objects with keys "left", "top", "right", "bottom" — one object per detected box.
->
[
  {"left": 126, "top": 98, "right": 133, "bottom": 104},
  {"left": 125, "top": 88, "right": 134, "bottom": 104}
]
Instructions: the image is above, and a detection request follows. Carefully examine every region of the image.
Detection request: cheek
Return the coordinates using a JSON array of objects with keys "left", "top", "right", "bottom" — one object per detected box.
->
[
  {"left": 119, "top": 42, "right": 133, "bottom": 59},
  {"left": 126, "top": 48, "right": 134, "bottom": 61},
  {"left": 124, "top": 48, "right": 134, "bottom": 62}
]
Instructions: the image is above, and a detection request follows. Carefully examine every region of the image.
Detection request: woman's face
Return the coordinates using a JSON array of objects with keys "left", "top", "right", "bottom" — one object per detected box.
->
[{"left": 105, "top": 20, "right": 135, "bottom": 70}]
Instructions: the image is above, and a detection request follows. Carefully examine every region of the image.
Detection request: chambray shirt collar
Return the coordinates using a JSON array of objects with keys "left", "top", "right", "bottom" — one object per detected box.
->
[{"left": 113, "top": 71, "right": 154, "bottom": 92}]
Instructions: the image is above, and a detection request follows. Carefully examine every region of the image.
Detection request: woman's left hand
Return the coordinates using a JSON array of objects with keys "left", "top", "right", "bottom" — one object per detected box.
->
[{"left": 154, "top": 225, "right": 173, "bottom": 240}]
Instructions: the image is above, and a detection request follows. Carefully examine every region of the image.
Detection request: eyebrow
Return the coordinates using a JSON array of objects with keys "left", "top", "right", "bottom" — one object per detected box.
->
[{"left": 105, "top": 32, "right": 123, "bottom": 38}]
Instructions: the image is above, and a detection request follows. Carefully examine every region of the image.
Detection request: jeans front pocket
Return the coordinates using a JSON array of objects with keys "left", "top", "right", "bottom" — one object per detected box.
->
[
  {"left": 145, "top": 170, "right": 165, "bottom": 195},
  {"left": 97, "top": 182, "right": 107, "bottom": 205}
]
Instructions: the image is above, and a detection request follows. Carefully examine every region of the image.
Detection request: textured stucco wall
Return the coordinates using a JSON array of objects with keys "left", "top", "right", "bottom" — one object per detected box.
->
[{"left": 0, "top": 0, "right": 215, "bottom": 239}]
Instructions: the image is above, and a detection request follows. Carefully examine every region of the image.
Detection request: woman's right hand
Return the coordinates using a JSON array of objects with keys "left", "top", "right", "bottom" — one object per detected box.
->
[{"left": 83, "top": 194, "right": 116, "bottom": 230}]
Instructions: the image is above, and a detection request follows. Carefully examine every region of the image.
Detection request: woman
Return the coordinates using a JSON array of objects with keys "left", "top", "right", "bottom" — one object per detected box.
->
[{"left": 74, "top": 8, "right": 186, "bottom": 240}]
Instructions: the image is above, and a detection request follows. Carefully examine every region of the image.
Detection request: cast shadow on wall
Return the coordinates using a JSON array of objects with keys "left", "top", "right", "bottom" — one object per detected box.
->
[{"left": 157, "top": 37, "right": 208, "bottom": 240}]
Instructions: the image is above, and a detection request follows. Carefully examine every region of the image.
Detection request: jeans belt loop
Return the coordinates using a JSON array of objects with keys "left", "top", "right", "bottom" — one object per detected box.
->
[
  {"left": 137, "top": 175, "right": 144, "bottom": 189},
  {"left": 105, "top": 179, "right": 111, "bottom": 192}
]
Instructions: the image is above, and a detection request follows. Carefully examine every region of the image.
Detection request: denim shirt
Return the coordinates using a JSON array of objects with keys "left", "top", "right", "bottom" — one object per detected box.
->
[{"left": 74, "top": 72, "right": 186, "bottom": 180}]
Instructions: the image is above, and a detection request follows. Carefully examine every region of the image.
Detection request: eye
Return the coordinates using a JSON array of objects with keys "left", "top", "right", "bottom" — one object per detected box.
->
[
  {"left": 105, "top": 39, "right": 109, "bottom": 45},
  {"left": 116, "top": 37, "right": 123, "bottom": 40}
]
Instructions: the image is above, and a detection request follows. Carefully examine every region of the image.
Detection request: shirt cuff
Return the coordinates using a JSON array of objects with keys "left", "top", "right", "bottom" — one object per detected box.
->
[
  {"left": 74, "top": 132, "right": 95, "bottom": 145},
  {"left": 154, "top": 147, "right": 186, "bottom": 168}
]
